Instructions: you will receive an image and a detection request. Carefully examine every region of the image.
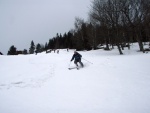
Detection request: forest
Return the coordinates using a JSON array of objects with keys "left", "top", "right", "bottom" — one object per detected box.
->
[{"left": 7, "top": 0, "right": 150, "bottom": 55}]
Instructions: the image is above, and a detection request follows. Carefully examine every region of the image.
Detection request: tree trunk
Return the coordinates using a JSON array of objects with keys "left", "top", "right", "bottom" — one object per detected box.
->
[
  {"left": 136, "top": 34, "right": 145, "bottom": 53},
  {"left": 117, "top": 43, "right": 123, "bottom": 55},
  {"left": 105, "top": 37, "right": 110, "bottom": 50}
]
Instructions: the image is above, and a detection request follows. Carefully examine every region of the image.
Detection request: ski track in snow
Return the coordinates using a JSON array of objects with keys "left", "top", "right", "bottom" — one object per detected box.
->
[{"left": 0, "top": 59, "right": 55, "bottom": 90}]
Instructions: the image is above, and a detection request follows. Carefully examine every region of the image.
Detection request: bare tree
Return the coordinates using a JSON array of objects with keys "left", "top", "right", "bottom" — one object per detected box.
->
[
  {"left": 120, "top": 0, "right": 150, "bottom": 52},
  {"left": 89, "top": 0, "right": 123, "bottom": 54}
]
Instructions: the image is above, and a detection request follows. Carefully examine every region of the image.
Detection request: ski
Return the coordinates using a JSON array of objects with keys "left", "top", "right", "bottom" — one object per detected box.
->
[{"left": 68, "top": 67, "right": 79, "bottom": 70}]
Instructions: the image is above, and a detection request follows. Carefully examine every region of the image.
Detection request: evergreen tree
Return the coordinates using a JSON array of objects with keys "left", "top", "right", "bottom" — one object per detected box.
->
[
  {"left": 55, "top": 33, "right": 60, "bottom": 49},
  {"left": 40, "top": 44, "right": 45, "bottom": 52},
  {"left": 23, "top": 49, "right": 28, "bottom": 55},
  {"left": 67, "top": 31, "right": 73, "bottom": 49},
  {"left": 36, "top": 43, "right": 41, "bottom": 53},
  {"left": 29, "top": 40, "right": 35, "bottom": 54},
  {"left": 45, "top": 42, "right": 48, "bottom": 52},
  {"left": 0, "top": 52, "right": 3, "bottom": 55},
  {"left": 7, "top": 45, "right": 17, "bottom": 55}
]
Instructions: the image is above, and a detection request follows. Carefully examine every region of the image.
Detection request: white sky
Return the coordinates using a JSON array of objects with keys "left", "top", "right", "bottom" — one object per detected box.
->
[{"left": 0, "top": 0, "right": 91, "bottom": 54}]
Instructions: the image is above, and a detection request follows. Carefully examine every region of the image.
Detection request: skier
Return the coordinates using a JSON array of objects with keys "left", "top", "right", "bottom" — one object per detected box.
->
[{"left": 70, "top": 51, "right": 84, "bottom": 67}]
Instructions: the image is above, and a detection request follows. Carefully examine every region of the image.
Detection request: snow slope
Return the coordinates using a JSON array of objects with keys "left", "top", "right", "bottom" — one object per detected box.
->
[{"left": 0, "top": 44, "right": 150, "bottom": 113}]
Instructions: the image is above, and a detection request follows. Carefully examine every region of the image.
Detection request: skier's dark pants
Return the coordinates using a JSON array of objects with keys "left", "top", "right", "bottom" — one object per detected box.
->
[{"left": 74, "top": 59, "right": 84, "bottom": 67}]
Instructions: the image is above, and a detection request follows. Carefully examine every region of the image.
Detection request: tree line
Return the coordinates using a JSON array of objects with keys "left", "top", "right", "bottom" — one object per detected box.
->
[
  {"left": 89, "top": 0, "right": 150, "bottom": 54},
  {"left": 7, "top": 0, "right": 150, "bottom": 55}
]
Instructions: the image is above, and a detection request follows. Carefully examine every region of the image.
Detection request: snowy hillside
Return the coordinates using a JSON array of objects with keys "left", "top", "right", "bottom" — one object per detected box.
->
[{"left": 0, "top": 43, "right": 150, "bottom": 113}]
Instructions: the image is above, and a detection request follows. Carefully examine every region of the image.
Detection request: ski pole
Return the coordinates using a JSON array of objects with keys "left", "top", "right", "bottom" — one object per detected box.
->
[{"left": 82, "top": 58, "right": 93, "bottom": 64}]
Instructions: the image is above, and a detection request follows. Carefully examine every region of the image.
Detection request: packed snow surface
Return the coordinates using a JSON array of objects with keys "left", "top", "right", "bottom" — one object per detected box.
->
[{"left": 0, "top": 44, "right": 150, "bottom": 113}]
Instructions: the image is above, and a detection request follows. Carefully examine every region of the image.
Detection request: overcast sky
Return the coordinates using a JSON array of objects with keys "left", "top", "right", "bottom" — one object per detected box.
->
[{"left": 0, "top": 0, "right": 91, "bottom": 54}]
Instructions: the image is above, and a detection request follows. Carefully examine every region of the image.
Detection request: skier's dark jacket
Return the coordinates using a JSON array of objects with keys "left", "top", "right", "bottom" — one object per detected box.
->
[{"left": 71, "top": 52, "right": 82, "bottom": 62}]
